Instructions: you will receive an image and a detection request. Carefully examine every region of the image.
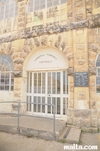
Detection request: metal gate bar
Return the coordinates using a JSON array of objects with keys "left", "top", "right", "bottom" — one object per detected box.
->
[{"left": 0, "top": 101, "right": 56, "bottom": 141}]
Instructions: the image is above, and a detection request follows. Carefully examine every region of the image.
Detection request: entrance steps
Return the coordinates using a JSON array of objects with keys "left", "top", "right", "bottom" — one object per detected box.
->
[
  {"left": 0, "top": 116, "right": 66, "bottom": 140},
  {"left": 58, "top": 126, "right": 81, "bottom": 144}
]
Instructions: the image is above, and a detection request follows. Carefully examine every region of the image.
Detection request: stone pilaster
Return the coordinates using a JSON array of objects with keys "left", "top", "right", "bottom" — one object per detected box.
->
[
  {"left": 73, "top": 28, "right": 89, "bottom": 109},
  {"left": 72, "top": 0, "right": 86, "bottom": 22},
  {"left": 13, "top": 76, "right": 27, "bottom": 113},
  {"left": 14, "top": 77, "right": 22, "bottom": 102},
  {"left": 17, "top": 0, "right": 26, "bottom": 32}
]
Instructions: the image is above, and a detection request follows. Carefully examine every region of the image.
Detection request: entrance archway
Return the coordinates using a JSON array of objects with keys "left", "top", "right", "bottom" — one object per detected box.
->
[{"left": 24, "top": 48, "right": 69, "bottom": 117}]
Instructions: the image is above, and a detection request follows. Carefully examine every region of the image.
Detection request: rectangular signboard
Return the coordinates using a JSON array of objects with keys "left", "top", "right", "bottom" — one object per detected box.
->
[{"left": 74, "top": 72, "right": 88, "bottom": 87}]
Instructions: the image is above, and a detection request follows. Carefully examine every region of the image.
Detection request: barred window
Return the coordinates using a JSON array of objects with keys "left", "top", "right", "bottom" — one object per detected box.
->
[
  {"left": 28, "top": 0, "right": 67, "bottom": 12},
  {"left": 96, "top": 54, "right": 100, "bottom": 93},
  {"left": 0, "top": 54, "right": 14, "bottom": 91},
  {"left": 0, "top": 0, "right": 18, "bottom": 21}
]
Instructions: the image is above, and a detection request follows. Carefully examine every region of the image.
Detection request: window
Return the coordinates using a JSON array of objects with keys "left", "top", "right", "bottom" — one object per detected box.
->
[
  {"left": 96, "top": 54, "right": 100, "bottom": 93},
  {"left": 47, "top": 0, "right": 59, "bottom": 8},
  {"left": 28, "top": 0, "right": 67, "bottom": 12},
  {"left": 0, "top": 0, "right": 18, "bottom": 21},
  {"left": 0, "top": 54, "right": 14, "bottom": 91}
]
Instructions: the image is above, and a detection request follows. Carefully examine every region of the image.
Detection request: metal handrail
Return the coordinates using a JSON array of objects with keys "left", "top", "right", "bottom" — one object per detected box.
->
[{"left": 0, "top": 101, "right": 56, "bottom": 140}]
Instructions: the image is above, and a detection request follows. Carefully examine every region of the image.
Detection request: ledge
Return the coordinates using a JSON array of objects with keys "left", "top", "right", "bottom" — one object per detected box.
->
[{"left": 0, "top": 14, "right": 100, "bottom": 43}]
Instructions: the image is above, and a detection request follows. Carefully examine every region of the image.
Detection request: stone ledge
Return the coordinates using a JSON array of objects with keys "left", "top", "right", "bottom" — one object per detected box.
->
[
  {"left": 14, "top": 71, "right": 22, "bottom": 77},
  {"left": 0, "top": 17, "right": 98, "bottom": 44}
]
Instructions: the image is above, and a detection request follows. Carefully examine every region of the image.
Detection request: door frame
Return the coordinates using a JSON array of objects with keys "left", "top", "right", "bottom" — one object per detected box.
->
[{"left": 26, "top": 69, "right": 69, "bottom": 118}]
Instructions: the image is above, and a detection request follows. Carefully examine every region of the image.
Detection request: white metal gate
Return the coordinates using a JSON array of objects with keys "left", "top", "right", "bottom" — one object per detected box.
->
[{"left": 27, "top": 70, "right": 68, "bottom": 117}]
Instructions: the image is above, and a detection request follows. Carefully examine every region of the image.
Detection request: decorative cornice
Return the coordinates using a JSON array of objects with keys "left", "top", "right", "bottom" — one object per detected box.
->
[{"left": 0, "top": 14, "right": 100, "bottom": 43}]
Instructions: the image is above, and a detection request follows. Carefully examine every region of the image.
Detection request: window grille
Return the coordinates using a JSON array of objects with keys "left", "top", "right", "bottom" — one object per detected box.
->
[
  {"left": 0, "top": 0, "right": 18, "bottom": 21},
  {"left": 0, "top": 54, "right": 14, "bottom": 91},
  {"left": 96, "top": 54, "right": 100, "bottom": 93},
  {"left": 28, "top": 0, "right": 67, "bottom": 12}
]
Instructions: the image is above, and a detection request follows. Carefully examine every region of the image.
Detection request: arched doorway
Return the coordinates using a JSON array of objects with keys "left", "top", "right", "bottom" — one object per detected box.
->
[{"left": 24, "top": 48, "right": 69, "bottom": 117}]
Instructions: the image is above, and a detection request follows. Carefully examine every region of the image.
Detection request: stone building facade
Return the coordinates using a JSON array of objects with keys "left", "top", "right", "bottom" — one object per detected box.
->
[{"left": 0, "top": 0, "right": 100, "bottom": 132}]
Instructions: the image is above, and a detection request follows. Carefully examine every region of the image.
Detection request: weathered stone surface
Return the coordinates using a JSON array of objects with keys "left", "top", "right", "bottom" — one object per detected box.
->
[
  {"left": 67, "top": 12, "right": 72, "bottom": 18},
  {"left": 73, "top": 117, "right": 82, "bottom": 127},
  {"left": 0, "top": 0, "right": 100, "bottom": 131},
  {"left": 91, "top": 109, "right": 97, "bottom": 118},
  {"left": 14, "top": 64, "right": 23, "bottom": 70},
  {"left": 0, "top": 18, "right": 100, "bottom": 44},
  {"left": 34, "top": 38, "right": 40, "bottom": 47},
  {"left": 82, "top": 119, "right": 90, "bottom": 127},
  {"left": 74, "top": 110, "right": 90, "bottom": 118},
  {"left": 14, "top": 91, "right": 21, "bottom": 97},
  {"left": 89, "top": 14, "right": 100, "bottom": 28},
  {"left": 69, "top": 100, "right": 74, "bottom": 108},
  {"left": 89, "top": 59, "right": 95, "bottom": 66},
  {"left": 70, "top": 20, "right": 88, "bottom": 30},
  {"left": 12, "top": 104, "right": 21, "bottom": 109},
  {"left": 20, "top": 52, "right": 28, "bottom": 59},
  {"left": 31, "top": 30, "right": 38, "bottom": 37},
  {"left": 67, "top": 116, "right": 73, "bottom": 125},
  {"left": 14, "top": 71, "right": 22, "bottom": 77},
  {"left": 98, "top": 119, "right": 100, "bottom": 126},
  {"left": 81, "top": 127, "right": 98, "bottom": 133},
  {"left": 67, "top": 109, "right": 74, "bottom": 116},
  {"left": 90, "top": 101, "right": 96, "bottom": 109},
  {"left": 67, "top": 68, "right": 74, "bottom": 76},
  {"left": 67, "top": 53, "right": 73, "bottom": 61},
  {"left": 91, "top": 118, "right": 97, "bottom": 127},
  {"left": 86, "top": 6, "right": 92, "bottom": 14},
  {"left": 40, "top": 36, "right": 47, "bottom": 46},
  {"left": 60, "top": 41, "right": 66, "bottom": 51},
  {"left": 75, "top": 0, "right": 83, "bottom": 7},
  {"left": 89, "top": 67, "right": 96, "bottom": 75},
  {"left": 89, "top": 44, "right": 99, "bottom": 53},
  {"left": 14, "top": 58, "right": 24, "bottom": 64},
  {"left": 98, "top": 110, "right": 100, "bottom": 118},
  {"left": 69, "top": 84, "right": 74, "bottom": 92}
]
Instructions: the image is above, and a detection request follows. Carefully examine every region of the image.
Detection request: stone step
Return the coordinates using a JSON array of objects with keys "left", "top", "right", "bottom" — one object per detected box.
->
[
  {"left": 66, "top": 128, "right": 81, "bottom": 144},
  {"left": 58, "top": 127, "right": 71, "bottom": 140},
  {"left": 58, "top": 127, "right": 81, "bottom": 144}
]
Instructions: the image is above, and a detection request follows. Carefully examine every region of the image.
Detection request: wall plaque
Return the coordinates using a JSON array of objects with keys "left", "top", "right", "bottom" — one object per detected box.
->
[{"left": 74, "top": 72, "right": 88, "bottom": 87}]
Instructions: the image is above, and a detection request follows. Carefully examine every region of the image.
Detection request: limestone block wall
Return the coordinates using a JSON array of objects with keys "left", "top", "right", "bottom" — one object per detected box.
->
[
  {"left": 26, "top": 3, "right": 67, "bottom": 27},
  {"left": 66, "top": 0, "right": 100, "bottom": 131},
  {"left": 0, "top": 18, "right": 17, "bottom": 35},
  {"left": 0, "top": 0, "right": 100, "bottom": 130}
]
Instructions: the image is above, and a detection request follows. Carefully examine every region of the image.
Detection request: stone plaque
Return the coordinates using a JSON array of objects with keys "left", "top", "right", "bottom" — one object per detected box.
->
[{"left": 74, "top": 72, "right": 88, "bottom": 87}]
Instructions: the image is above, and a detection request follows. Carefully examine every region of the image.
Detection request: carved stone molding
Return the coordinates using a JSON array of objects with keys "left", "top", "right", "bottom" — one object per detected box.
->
[
  {"left": 14, "top": 71, "right": 22, "bottom": 77},
  {"left": 67, "top": 68, "right": 74, "bottom": 76},
  {"left": 89, "top": 67, "right": 96, "bottom": 75},
  {"left": 89, "top": 14, "right": 100, "bottom": 28}
]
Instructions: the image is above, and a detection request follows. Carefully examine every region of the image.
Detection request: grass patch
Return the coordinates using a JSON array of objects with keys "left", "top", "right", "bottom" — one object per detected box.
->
[
  {"left": 78, "top": 139, "right": 82, "bottom": 145},
  {"left": 27, "top": 134, "right": 34, "bottom": 138},
  {"left": 60, "top": 139, "right": 66, "bottom": 143}
]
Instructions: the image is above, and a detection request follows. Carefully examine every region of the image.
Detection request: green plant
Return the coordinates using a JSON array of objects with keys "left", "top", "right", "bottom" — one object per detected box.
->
[
  {"left": 78, "top": 139, "right": 82, "bottom": 145},
  {"left": 60, "top": 139, "right": 66, "bottom": 143},
  {"left": 27, "top": 134, "right": 34, "bottom": 138}
]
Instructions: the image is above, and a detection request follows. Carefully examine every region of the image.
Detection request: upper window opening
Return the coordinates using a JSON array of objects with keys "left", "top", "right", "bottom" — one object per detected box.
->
[
  {"left": 96, "top": 54, "right": 100, "bottom": 93},
  {"left": 28, "top": 0, "right": 67, "bottom": 12},
  {"left": 0, "top": 0, "right": 18, "bottom": 21},
  {"left": 0, "top": 54, "right": 14, "bottom": 91}
]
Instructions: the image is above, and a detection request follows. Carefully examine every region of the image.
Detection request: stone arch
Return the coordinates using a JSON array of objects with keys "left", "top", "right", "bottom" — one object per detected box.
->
[
  {"left": 23, "top": 46, "right": 69, "bottom": 77},
  {"left": 89, "top": 43, "right": 100, "bottom": 75},
  {"left": 0, "top": 34, "right": 73, "bottom": 76},
  {"left": 95, "top": 53, "right": 100, "bottom": 67},
  {"left": 0, "top": 42, "right": 15, "bottom": 69},
  {"left": 21, "top": 45, "right": 71, "bottom": 111},
  {"left": 88, "top": 44, "right": 100, "bottom": 109},
  {"left": 22, "top": 34, "right": 73, "bottom": 76}
]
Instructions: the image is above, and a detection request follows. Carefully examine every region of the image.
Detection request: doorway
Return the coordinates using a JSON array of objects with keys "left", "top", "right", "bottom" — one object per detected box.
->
[{"left": 27, "top": 70, "right": 68, "bottom": 117}]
